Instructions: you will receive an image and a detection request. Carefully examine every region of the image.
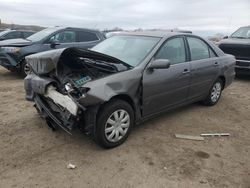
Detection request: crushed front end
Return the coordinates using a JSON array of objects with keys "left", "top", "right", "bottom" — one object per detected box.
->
[{"left": 24, "top": 47, "right": 130, "bottom": 134}]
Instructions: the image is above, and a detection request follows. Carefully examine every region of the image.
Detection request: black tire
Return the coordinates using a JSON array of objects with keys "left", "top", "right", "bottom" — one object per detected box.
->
[
  {"left": 94, "top": 99, "right": 134, "bottom": 148},
  {"left": 20, "top": 60, "right": 30, "bottom": 77},
  {"left": 203, "top": 78, "right": 223, "bottom": 106}
]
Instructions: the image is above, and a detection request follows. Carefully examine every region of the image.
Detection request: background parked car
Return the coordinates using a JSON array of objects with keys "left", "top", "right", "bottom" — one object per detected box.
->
[
  {"left": 0, "top": 30, "right": 35, "bottom": 41},
  {"left": 218, "top": 26, "right": 250, "bottom": 75},
  {"left": 24, "top": 32, "right": 235, "bottom": 148},
  {"left": 0, "top": 27, "right": 106, "bottom": 76}
]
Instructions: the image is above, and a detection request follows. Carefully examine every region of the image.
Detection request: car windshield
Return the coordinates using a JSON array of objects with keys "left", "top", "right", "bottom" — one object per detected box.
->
[
  {"left": 92, "top": 35, "right": 161, "bottom": 67},
  {"left": 231, "top": 27, "right": 250, "bottom": 39},
  {"left": 27, "top": 27, "right": 59, "bottom": 42}
]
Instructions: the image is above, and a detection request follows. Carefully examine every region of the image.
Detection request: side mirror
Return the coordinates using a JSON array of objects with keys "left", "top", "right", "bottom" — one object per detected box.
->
[
  {"left": 223, "top": 36, "right": 228, "bottom": 39},
  {"left": 148, "top": 59, "right": 171, "bottom": 70},
  {"left": 50, "top": 39, "right": 60, "bottom": 48}
]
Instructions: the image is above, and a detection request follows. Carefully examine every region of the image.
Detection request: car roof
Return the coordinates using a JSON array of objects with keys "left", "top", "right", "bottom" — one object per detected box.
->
[
  {"left": 240, "top": 26, "right": 250, "bottom": 28},
  {"left": 115, "top": 31, "right": 193, "bottom": 38},
  {"left": 0, "top": 30, "right": 34, "bottom": 33},
  {"left": 50, "top": 26, "right": 101, "bottom": 33}
]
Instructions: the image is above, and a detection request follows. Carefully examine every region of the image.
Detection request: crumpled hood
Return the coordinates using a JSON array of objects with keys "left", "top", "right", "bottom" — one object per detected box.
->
[
  {"left": 0, "top": 38, "right": 33, "bottom": 47},
  {"left": 218, "top": 38, "right": 250, "bottom": 46},
  {"left": 26, "top": 48, "right": 63, "bottom": 75},
  {"left": 26, "top": 47, "right": 131, "bottom": 75}
]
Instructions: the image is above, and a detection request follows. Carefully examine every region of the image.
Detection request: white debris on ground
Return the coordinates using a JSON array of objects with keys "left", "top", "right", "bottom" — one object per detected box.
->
[{"left": 67, "top": 163, "right": 77, "bottom": 169}]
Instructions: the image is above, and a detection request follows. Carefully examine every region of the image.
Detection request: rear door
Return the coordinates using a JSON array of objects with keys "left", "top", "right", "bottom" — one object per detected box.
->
[
  {"left": 142, "top": 36, "right": 191, "bottom": 116},
  {"left": 186, "top": 36, "right": 220, "bottom": 100},
  {"left": 77, "top": 31, "right": 101, "bottom": 49}
]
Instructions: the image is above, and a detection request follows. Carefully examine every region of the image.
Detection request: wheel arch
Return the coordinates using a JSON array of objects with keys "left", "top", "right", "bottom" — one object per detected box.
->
[
  {"left": 218, "top": 75, "right": 226, "bottom": 89},
  {"left": 96, "top": 94, "right": 136, "bottom": 123},
  {"left": 107, "top": 94, "right": 136, "bottom": 112}
]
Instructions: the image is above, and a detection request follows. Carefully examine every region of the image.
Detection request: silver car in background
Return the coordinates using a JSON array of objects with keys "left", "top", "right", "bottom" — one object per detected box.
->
[{"left": 24, "top": 32, "right": 235, "bottom": 148}]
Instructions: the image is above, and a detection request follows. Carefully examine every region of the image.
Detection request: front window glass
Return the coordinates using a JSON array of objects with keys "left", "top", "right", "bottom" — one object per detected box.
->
[
  {"left": 155, "top": 37, "right": 186, "bottom": 64},
  {"left": 231, "top": 27, "right": 250, "bottom": 39},
  {"left": 49, "top": 31, "right": 76, "bottom": 43},
  {"left": 92, "top": 35, "right": 160, "bottom": 67}
]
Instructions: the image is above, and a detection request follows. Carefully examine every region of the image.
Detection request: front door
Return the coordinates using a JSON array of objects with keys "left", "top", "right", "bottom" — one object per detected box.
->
[
  {"left": 142, "top": 37, "right": 191, "bottom": 116},
  {"left": 42, "top": 30, "right": 78, "bottom": 51}
]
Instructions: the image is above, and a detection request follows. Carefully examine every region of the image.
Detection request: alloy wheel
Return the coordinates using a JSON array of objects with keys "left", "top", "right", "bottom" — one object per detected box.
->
[
  {"left": 105, "top": 109, "right": 130, "bottom": 142},
  {"left": 211, "top": 82, "right": 222, "bottom": 103}
]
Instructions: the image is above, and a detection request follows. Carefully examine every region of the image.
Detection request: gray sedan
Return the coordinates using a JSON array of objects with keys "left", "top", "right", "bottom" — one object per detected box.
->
[{"left": 24, "top": 32, "right": 235, "bottom": 148}]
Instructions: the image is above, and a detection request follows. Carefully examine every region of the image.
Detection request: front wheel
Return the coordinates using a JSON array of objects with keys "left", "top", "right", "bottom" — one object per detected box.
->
[
  {"left": 203, "top": 79, "right": 223, "bottom": 106},
  {"left": 94, "top": 100, "right": 134, "bottom": 148},
  {"left": 20, "top": 60, "right": 31, "bottom": 77}
]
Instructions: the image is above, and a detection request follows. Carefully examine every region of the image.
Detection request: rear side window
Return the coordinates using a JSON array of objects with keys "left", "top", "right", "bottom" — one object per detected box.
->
[
  {"left": 155, "top": 37, "right": 186, "bottom": 65},
  {"left": 78, "top": 31, "right": 99, "bottom": 42},
  {"left": 23, "top": 32, "right": 33, "bottom": 38},
  {"left": 187, "top": 37, "right": 212, "bottom": 61},
  {"left": 4, "top": 31, "right": 22, "bottom": 39}
]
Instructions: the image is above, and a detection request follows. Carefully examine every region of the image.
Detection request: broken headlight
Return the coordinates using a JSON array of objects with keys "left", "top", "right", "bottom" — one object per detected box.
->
[
  {"left": 65, "top": 82, "right": 90, "bottom": 98},
  {"left": 1, "top": 47, "right": 21, "bottom": 53}
]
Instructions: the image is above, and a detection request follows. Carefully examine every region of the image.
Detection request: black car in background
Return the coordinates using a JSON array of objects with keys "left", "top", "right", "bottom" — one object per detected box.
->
[
  {"left": 0, "top": 27, "right": 105, "bottom": 76},
  {"left": 0, "top": 30, "right": 35, "bottom": 41},
  {"left": 218, "top": 26, "right": 250, "bottom": 75}
]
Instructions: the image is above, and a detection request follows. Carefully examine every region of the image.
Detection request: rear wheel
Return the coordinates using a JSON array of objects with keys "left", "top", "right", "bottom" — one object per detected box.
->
[
  {"left": 94, "top": 99, "right": 134, "bottom": 148},
  {"left": 203, "top": 78, "right": 223, "bottom": 106}
]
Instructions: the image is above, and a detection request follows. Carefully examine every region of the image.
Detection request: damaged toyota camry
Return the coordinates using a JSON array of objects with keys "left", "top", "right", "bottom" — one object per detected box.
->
[{"left": 24, "top": 32, "right": 235, "bottom": 148}]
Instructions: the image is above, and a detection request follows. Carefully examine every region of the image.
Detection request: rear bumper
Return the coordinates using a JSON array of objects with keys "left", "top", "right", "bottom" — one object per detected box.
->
[
  {"left": 235, "top": 59, "right": 250, "bottom": 75},
  {"left": 235, "top": 67, "right": 250, "bottom": 75}
]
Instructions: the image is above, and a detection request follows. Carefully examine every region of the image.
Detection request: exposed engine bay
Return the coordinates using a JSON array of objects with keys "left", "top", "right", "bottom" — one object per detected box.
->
[
  {"left": 59, "top": 57, "right": 119, "bottom": 89},
  {"left": 55, "top": 56, "right": 129, "bottom": 101}
]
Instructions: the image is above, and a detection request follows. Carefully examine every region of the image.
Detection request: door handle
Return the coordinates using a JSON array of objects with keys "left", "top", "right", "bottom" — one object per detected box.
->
[
  {"left": 182, "top": 69, "right": 190, "bottom": 74},
  {"left": 214, "top": 62, "right": 219, "bottom": 66}
]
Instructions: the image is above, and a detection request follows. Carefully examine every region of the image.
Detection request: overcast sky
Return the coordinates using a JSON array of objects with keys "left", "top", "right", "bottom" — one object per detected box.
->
[{"left": 0, "top": 0, "right": 249, "bottom": 35}]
